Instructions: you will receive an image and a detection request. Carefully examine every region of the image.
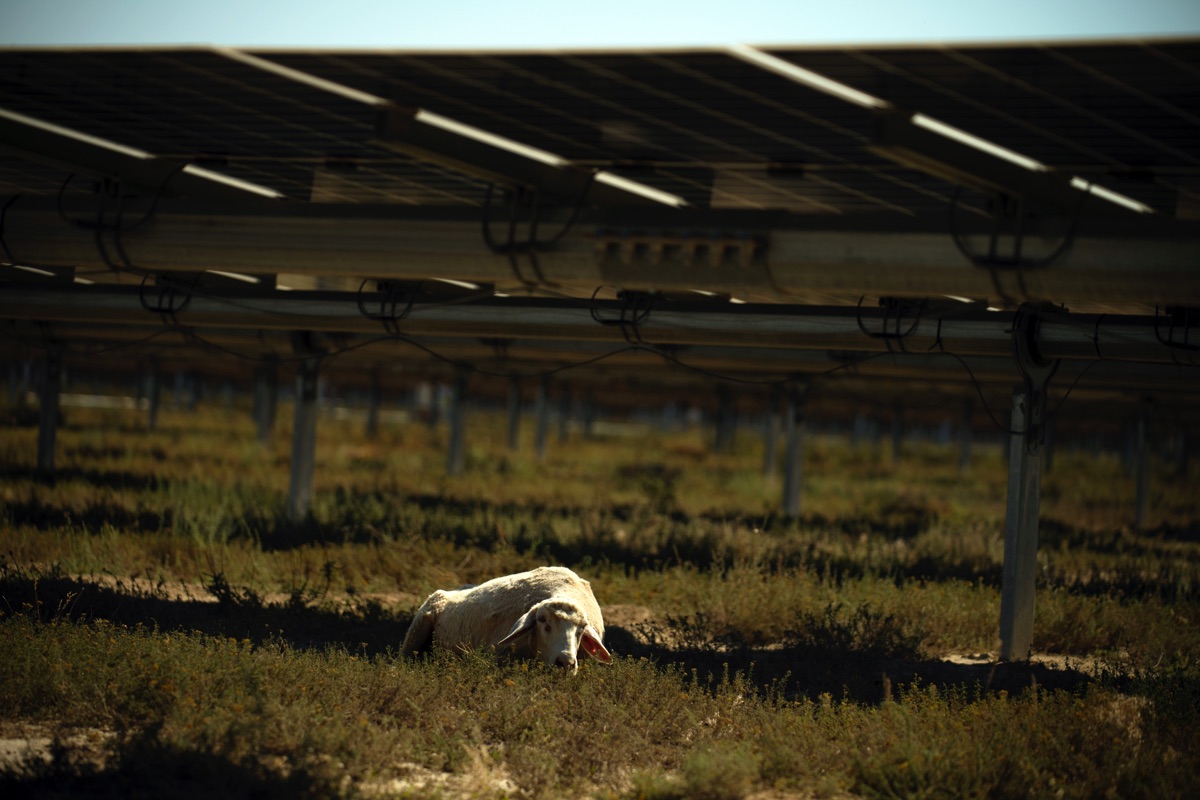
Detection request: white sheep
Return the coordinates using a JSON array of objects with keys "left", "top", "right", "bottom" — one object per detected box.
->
[{"left": 401, "top": 566, "right": 612, "bottom": 672}]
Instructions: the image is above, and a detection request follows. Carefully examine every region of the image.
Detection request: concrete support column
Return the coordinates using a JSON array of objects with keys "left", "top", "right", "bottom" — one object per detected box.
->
[
  {"left": 36, "top": 348, "right": 62, "bottom": 471},
  {"left": 999, "top": 387, "right": 1046, "bottom": 661},
  {"left": 286, "top": 358, "right": 321, "bottom": 521}
]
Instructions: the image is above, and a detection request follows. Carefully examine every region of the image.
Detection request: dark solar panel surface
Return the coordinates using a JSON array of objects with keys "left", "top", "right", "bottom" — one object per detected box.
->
[{"left": 0, "top": 40, "right": 1196, "bottom": 216}]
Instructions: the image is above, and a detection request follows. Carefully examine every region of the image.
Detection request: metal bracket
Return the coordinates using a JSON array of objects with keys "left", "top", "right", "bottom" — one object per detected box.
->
[
  {"left": 1154, "top": 306, "right": 1200, "bottom": 366},
  {"left": 592, "top": 228, "right": 765, "bottom": 270},
  {"left": 1011, "top": 303, "right": 1060, "bottom": 453},
  {"left": 950, "top": 190, "right": 1081, "bottom": 271},
  {"left": 480, "top": 337, "right": 513, "bottom": 361}
]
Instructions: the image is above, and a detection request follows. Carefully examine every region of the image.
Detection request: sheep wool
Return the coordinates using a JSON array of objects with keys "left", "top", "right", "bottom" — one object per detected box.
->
[{"left": 402, "top": 566, "right": 612, "bottom": 671}]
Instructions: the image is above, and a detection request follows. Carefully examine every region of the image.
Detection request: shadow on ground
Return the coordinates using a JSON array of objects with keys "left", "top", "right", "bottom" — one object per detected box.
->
[
  {"left": 1, "top": 571, "right": 1095, "bottom": 704},
  {"left": 0, "top": 728, "right": 337, "bottom": 800}
]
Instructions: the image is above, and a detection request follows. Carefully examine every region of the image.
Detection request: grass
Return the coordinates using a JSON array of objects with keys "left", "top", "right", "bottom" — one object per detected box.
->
[{"left": 2, "top": 397, "right": 1199, "bottom": 798}]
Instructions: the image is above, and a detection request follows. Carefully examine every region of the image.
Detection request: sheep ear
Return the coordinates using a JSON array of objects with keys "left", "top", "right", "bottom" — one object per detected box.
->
[
  {"left": 495, "top": 608, "right": 538, "bottom": 651},
  {"left": 401, "top": 609, "right": 437, "bottom": 657},
  {"left": 580, "top": 625, "right": 612, "bottom": 664}
]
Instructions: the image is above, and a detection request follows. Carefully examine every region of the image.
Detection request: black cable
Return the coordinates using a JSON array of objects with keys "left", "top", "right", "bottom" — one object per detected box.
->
[
  {"left": 481, "top": 175, "right": 596, "bottom": 290},
  {"left": 1154, "top": 306, "right": 1200, "bottom": 354},
  {"left": 522, "top": 189, "right": 558, "bottom": 287},
  {"left": 0, "top": 194, "right": 19, "bottom": 264},
  {"left": 949, "top": 186, "right": 1085, "bottom": 272},
  {"left": 855, "top": 295, "right": 927, "bottom": 354},
  {"left": 589, "top": 287, "right": 658, "bottom": 345},
  {"left": 356, "top": 279, "right": 417, "bottom": 336},
  {"left": 539, "top": 171, "right": 596, "bottom": 247},
  {"left": 480, "top": 182, "right": 508, "bottom": 255},
  {"left": 0, "top": 322, "right": 172, "bottom": 357},
  {"left": 935, "top": 350, "right": 1024, "bottom": 436}
]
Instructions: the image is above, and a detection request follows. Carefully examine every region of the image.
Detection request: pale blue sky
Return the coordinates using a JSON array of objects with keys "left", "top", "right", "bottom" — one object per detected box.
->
[{"left": 2, "top": 0, "right": 1198, "bottom": 48}]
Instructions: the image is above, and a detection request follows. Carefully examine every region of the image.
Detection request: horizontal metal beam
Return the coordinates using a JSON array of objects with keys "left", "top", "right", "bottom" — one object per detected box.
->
[
  {"left": 0, "top": 284, "right": 1195, "bottom": 367},
  {"left": 3, "top": 198, "right": 1197, "bottom": 307},
  {"left": 5, "top": 316, "right": 1197, "bottom": 404}
]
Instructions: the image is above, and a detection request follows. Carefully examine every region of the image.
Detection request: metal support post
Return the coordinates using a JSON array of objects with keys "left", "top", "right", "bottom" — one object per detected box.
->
[
  {"left": 254, "top": 360, "right": 278, "bottom": 444},
  {"left": 714, "top": 386, "right": 736, "bottom": 455},
  {"left": 535, "top": 374, "right": 551, "bottom": 462},
  {"left": 851, "top": 412, "right": 867, "bottom": 446},
  {"left": 782, "top": 386, "right": 808, "bottom": 518},
  {"left": 1181, "top": 426, "right": 1192, "bottom": 478},
  {"left": 447, "top": 369, "right": 468, "bottom": 476},
  {"left": 36, "top": 347, "right": 62, "bottom": 471},
  {"left": 1043, "top": 415, "right": 1056, "bottom": 474},
  {"left": 287, "top": 358, "right": 321, "bottom": 521},
  {"left": 507, "top": 376, "right": 522, "bottom": 452},
  {"left": 999, "top": 305, "right": 1058, "bottom": 661},
  {"left": 366, "top": 369, "right": 382, "bottom": 438},
  {"left": 891, "top": 404, "right": 904, "bottom": 467},
  {"left": 1134, "top": 399, "right": 1152, "bottom": 529},
  {"left": 582, "top": 397, "right": 596, "bottom": 438},
  {"left": 558, "top": 387, "right": 572, "bottom": 444},
  {"left": 146, "top": 357, "right": 162, "bottom": 431},
  {"left": 762, "top": 390, "right": 780, "bottom": 479},
  {"left": 999, "top": 388, "right": 1046, "bottom": 660},
  {"left": 958, "top": 398, "right": 973, "bottom": 476}
]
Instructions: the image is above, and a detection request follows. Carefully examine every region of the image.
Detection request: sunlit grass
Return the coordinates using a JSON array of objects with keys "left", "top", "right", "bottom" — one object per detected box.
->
[{"left": 2, "top": 398, "right": 1198, "bottom": 797}]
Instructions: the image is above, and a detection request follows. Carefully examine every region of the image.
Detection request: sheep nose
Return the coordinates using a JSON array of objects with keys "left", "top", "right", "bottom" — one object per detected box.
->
[{"left": 556, "top": 655, "right": 577, "bottom": 670}]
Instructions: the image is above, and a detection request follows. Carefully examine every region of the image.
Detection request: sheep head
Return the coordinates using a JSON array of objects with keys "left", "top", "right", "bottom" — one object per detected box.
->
[{"left": 495, "top": 599, "right": 612, "bottom": 672}]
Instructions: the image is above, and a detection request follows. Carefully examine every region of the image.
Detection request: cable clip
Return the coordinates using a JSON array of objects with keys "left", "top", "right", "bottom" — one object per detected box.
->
[
  {"left": 139, "top": 273, "right": 194, "bottom": 327},
  {"left": 590, "top": 289, "right": 656, "bottom": 344},
  {"left": 856, "top": 296, "right": 927, "bottom": 354},
  {"left": 357, "top": 280, "right": 417, "bottom": 336},
  {"left": 1011, "top": 302, "right": 1061, "bottom": 452}
]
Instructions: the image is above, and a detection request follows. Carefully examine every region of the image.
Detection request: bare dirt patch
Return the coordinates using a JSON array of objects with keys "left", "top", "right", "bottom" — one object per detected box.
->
[{"left": 0, "top": 721, "right": 112, "bottom": 773}]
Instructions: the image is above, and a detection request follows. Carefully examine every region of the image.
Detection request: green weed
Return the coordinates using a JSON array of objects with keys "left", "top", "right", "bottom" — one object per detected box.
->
[{"left": 2, "top": 402, "right": 1198, "bottom": 797}]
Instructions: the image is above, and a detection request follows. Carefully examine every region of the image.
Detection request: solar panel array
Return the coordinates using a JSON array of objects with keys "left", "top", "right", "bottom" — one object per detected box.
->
[
  {"left": 1, "top": 40, "right": 1197, "bottom": 413},
  {"left": 3, "top": 41, "right": 1195, "bottom": 213}
]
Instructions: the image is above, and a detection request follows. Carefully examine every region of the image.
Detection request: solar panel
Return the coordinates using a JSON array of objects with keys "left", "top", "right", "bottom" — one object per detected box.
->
[{"left": 0, "top": 40, "right": 1197, "bottom": 392}]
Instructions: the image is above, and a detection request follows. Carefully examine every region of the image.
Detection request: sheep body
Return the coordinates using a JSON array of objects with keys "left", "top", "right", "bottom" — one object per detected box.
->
[{"left": 402, "top": 566, "right": 611, "bottom": 670}]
